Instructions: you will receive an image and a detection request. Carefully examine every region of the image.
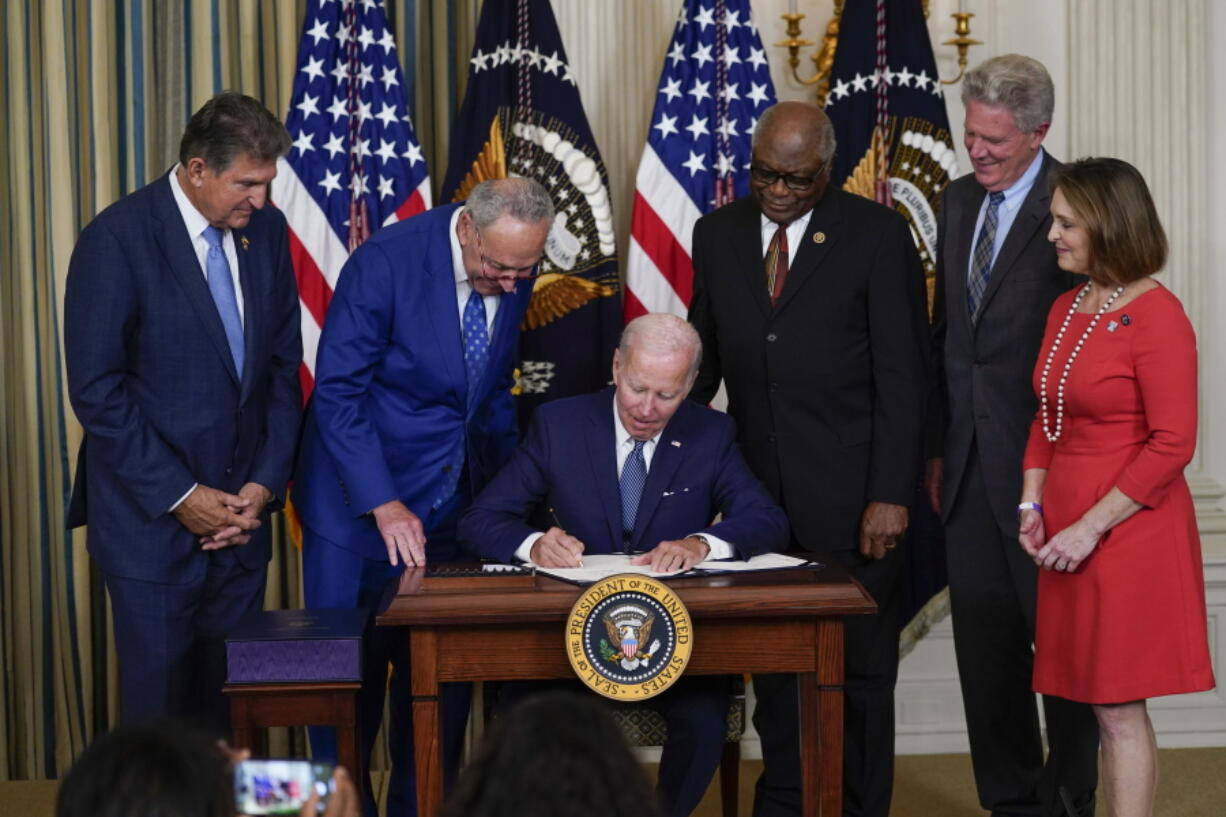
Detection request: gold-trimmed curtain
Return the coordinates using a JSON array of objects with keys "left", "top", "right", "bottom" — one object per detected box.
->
[{"left": 0, "top": 0, "right": 488, "bottom": 780}]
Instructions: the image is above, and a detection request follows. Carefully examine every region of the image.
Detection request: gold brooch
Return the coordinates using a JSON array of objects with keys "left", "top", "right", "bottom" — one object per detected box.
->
[
  {"left": 813, "top": 232, "right": 826, "bottom": 244},
  {"left": 240, "top": 236, "right": 250, "bottom": 251}
]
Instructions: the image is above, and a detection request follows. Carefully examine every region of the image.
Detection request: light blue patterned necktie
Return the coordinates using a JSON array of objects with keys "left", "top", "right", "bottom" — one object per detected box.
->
[
  {"left": 967, "top": 191, "right": 1006, "bottom": 320},
  {"left": 203, "top": 225, "right": 245, "bottom": 375},
  {"left": 462, "top": 288, "right": 490, "bottom": 389},
  {"left": 620, "top": 439, "right": 648, "bottom": 552}
]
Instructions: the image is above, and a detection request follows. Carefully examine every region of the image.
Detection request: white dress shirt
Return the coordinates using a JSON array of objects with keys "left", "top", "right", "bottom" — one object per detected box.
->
[
  {"left": 168, "top": 164, "right": 245, "bottom": 323},
  {"left": 448, "top": 207, "right": 498, "bottom": 332},
  {"left": 759, "top": 208, "right": 814, "bottom": 267}
]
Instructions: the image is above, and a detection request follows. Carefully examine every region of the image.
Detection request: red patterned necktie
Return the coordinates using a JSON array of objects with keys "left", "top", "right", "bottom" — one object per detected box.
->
[{"left": 766, "top": 224, "right": 789, "bottom": 307}]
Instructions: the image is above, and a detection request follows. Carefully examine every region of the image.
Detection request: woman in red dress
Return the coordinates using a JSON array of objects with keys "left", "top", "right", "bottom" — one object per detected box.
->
[{"left": 1018, "top": 158, "right": 1214, "bottom": 817}]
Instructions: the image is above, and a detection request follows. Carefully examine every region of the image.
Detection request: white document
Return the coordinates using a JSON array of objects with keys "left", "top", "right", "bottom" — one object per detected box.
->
[{"left": 529, "top": 552, "right": 815, "bottom": 585}]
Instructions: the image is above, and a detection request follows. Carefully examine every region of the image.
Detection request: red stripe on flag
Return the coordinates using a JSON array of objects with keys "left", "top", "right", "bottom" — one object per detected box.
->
[
  {"left": 630, "top": 191, "right": 694, "bottom": 304},
  {"left": 298, "top": 365, "right": 315, "bottom": 403},
  {"left": 623, "top": 288, "right": 649, "bottom": 323},
  {"left": 289, "top": 229, "right": 332, "bottom": 327},
  {"left": 394, "top": 188, "right": 428, "bottom": 222}
]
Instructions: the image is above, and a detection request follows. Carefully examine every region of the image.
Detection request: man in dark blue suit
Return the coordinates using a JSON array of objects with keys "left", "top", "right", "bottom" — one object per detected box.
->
[
  {"left": 64, "top": 92, "right": 303, "bottom": 730},
  {"left": 460, "top": 313, "right": 789, "bottom": 817},
  {"left": 292, "top": 178, "right": 553, "bottom": 817}
]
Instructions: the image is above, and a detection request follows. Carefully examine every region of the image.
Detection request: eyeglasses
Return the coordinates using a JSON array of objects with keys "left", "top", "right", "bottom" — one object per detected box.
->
[
  {"left": 749, "top": 162, "right": 827, "bottom": 192},
  {"left": 473, "top": 225, "right": 541, "bottom": 282}
]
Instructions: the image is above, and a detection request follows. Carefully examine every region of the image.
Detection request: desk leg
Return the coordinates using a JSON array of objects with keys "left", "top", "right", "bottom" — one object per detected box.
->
[
  {"left": 410, "top": 629, "right": 443, "bottom": 817},
  {"left": 801, "top": 619, "right": 845, "bottom": 817},
  {"left": 336, "top": 693, "right": 362, "bottom": 791}
]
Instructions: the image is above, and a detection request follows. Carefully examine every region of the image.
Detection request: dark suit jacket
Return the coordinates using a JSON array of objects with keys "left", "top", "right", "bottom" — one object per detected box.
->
[
  {"left": 64, "top": 172, "right": 303, "bottom": 584},
  {"left": 687, "top": 189, "right": 929, "bottom": 553},
  {"left": 930, "top": 153, "right": 1080, "bottom": 531},
  {"left": 292, "top": 203, "right": 533, "bottom": 558},
  {"left": 458, "top": 390, "right": 789, "bottom": 563}
]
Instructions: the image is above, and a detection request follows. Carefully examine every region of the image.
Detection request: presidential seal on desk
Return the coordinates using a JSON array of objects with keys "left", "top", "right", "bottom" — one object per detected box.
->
[{"left": 565, "top": 573, "right": 693, "bottom": 700}]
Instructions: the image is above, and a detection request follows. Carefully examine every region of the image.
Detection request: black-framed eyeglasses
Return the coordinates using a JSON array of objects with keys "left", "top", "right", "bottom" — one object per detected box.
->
[
  {"left": 749, "top": 162, "right": 827, "bottom": 192},
  {"left": 473, "top": 225, "right": 541, "bottom": 282}
]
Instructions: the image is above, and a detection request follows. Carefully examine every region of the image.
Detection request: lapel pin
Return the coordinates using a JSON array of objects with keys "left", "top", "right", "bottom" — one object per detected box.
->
[
  {"left": 1121, "top": 314, "right": 1131, "bottom": 325},
  {"left": 1107, "top": 320, "right": 1119, "bottom": 332},
  {"left": 813, "top": 231, "right": 826, "bottom": 244},
  {"left": 240, "top": 235, "right": 250, "bottom": 251},
  {"left": 670, "top": 440, "right": 682, "bottom": 447}
]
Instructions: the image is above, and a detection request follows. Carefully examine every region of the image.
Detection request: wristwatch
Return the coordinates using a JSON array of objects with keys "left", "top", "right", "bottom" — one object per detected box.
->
[{"left": 690, "top": 534, "right": 712, "bottom": 556}]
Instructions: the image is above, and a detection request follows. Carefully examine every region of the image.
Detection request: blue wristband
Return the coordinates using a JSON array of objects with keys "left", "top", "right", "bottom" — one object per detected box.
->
[{"left": 1017, "top": 501, "right": 1043, "bottom": 514}]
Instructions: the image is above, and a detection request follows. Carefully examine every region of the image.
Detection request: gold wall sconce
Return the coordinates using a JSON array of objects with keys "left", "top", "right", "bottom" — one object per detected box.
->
[{"left": 775, "top": 1, "right": 980, "bottom": 105}]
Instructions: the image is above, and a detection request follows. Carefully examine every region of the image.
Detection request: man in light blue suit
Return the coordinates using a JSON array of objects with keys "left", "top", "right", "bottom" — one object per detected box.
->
[
  {"left": 64, "top": 92, "right": 303, "bottom": 731},
  {"left": 459, "top": 314, "right": 789, "bottom": 817},
  {"left": 292, "top": 178, "right": 553, "bottom": 817}
]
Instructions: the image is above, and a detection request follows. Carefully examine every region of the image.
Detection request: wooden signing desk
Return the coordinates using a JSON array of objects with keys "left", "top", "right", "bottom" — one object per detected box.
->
[{"left": 378, "top": 563, "right": 876, "bottom": 817}]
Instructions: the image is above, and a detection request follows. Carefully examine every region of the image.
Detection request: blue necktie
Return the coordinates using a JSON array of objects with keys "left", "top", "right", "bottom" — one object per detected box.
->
[
  {"left": 435, "top": 290, "right": 491, "bottom": 507},
  {"left": 462, "top": 289, "right": 490, "bottom": 389},
  {"left": 967, "top": 191, "right": 1006, "bottom": 320},
  {"left": 620, "top": 439, "right": 647, "bottom": 552},
  {"left": 203, "top": 226, "right": 245, "bottom": 375}
]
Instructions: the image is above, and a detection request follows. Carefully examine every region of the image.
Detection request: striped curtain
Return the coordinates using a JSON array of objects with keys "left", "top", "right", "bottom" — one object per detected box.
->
[
  {"left": 0, "top": 0, "right": 539, "bottom": 781},
  {"left": 0, "top": 0, "right": 375, "bottom": 780}
]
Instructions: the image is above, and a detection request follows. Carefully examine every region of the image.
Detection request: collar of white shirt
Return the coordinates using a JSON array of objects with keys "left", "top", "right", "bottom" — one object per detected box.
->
[
  {"left": 448, "top": 205, "right": 499, "bottom": 331},
  {"left": 611, "top": 393, "right": 662, "bottom": 474},
  {"left": 758, "top": 208, "right": 814, "bottom": 266}
]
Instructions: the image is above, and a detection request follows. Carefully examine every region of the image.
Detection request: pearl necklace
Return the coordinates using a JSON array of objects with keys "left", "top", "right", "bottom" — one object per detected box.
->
[{"left": 1040, "top": 283, "right": 1125, "bottom": 442}]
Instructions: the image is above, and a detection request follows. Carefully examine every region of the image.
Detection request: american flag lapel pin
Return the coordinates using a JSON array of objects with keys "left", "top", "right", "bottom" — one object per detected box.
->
[
  {"left": 240, "top": 235, "right": 250, "bottom": 251},
  {"left": 671, "top": 440, "right": 682, "bottom": 447}
]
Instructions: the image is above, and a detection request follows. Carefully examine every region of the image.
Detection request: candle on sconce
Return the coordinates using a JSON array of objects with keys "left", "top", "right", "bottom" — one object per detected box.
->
[
  {"left": 788, "top": 0, "right": 798, "bottom": 14},
  {"left": 958, "top": 0, "right": 967, "bottom": 12}
]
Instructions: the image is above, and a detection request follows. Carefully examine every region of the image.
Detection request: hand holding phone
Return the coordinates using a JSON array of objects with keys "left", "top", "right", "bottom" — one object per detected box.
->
[{"left": 234, "top": 759, "right": 334, "bottom": 815}]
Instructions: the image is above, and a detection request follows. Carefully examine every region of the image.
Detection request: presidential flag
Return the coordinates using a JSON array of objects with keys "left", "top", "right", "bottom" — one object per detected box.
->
[
  {"left": 825, "top": 0, "right": 955, "bottom": 299},
  {"left": 442, "top": 0, "right": 620, "bottom": 418},
  {"left": 824, "top": 0, "right": 955, "bottom": 650},
  {"left": 272, "top": 0, "right": 431, "bottom": 393},
  {"left": 624, "top": 0, "right": 777, "bottom": 320}
]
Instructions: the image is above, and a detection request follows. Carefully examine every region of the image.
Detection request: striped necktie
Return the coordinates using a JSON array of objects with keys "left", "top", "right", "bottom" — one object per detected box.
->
[
  {"left": 619, "top": 439, "right": 647, "bottom": 552},
  {"left": 765, "top": 223, "right": 789, "bottom": 307},
  {"left": 967, "top": 191, "right": 1005, "bottom": 319}
]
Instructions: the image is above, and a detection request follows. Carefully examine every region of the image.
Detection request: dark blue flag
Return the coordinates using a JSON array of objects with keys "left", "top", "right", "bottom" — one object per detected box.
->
[
  {"left": 442, "top": 0, "right": 621, "bottom": 421},
  {"left": 824, "top": 0, "right": 956, "bottom": 652}
]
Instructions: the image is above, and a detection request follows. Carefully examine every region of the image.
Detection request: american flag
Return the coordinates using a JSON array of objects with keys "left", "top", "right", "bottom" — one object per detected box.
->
[
  {"left": 271, "top": 0, "right": 431, "bottom": 393},
  {"left": 624, "top": 0, "right": 777, "bottom": 320}
]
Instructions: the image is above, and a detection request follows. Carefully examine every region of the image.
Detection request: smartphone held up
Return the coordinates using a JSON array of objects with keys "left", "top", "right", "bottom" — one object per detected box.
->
[{"left": 234, "top": 759, "right": 335, "bottom": 815}]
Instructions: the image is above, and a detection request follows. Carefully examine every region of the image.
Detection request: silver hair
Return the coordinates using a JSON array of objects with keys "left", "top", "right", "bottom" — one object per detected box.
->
[
  {"left": 465, "top": 177, "right": 555, "bottom": 230},
  {"left": 752, "top": 103, "right": 837, "bottom": 164},
  {"left": 961, "top": 54, "right": 1055, "bottom": 133},
  {"left": 618, "top": 314, "right": 703, "bottom": 382}
]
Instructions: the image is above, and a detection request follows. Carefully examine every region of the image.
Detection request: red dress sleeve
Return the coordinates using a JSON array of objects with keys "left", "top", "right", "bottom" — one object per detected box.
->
[{"left": 1115, "top": 292, "right": 1198, "bottom": 507}]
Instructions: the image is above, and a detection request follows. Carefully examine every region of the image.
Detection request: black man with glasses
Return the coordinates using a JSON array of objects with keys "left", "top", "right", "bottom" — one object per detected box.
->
[
  {"left": 687, "top": 102, "right": 929, "bottom": 817},
  {"left": 292, "top": 178, "right": 553, "bottom": 817}
]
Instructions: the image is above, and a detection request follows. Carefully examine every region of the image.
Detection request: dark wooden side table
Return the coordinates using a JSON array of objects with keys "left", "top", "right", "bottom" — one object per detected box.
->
[
  {"left": 378, "top": 563, "right": 875, "bottom": 817},
  {"left": 224, "top": 681, "right": 362, "bottom": 777}
]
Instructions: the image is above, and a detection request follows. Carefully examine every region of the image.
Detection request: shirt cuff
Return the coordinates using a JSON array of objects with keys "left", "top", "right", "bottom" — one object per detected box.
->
[
  {"left": 169, "top": 483, "right": 198, "bottom": 513},
  {"left": 514, "top": 532, "right": 545, "bottom": 564},
  {"left": 691, "top": 532, "right": 734, "bottom": 560}
]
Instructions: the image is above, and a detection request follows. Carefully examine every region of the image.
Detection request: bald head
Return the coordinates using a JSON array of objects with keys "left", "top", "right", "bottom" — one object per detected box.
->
[{"left": 750, "top": 102, "right": 835, "bottom": 225}]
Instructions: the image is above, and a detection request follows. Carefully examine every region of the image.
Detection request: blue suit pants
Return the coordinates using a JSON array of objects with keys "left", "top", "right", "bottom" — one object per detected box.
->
[
  {"left": 104, "top": 545, "right": 266, "bottom": 734},
  {"left": 303, "top": 508, "right": 470, "bottom": 817}
]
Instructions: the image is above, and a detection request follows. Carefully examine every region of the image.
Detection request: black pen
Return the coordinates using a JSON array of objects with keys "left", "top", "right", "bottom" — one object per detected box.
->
[{"left": 549, "top": 507, "right": 583, "bottom": 567}]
